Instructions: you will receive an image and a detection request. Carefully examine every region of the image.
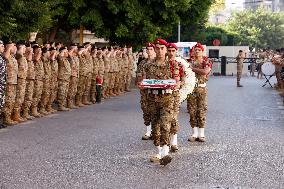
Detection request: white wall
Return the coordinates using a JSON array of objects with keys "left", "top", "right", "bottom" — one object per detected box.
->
[{"left": 206, "top": 46, "right": 250, "bottom": 76}]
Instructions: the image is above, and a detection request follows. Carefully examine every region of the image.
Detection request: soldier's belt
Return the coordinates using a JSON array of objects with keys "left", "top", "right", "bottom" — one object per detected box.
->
[
  {"left": 195, "top": 83, "right": 206, "bottom": 88},
  {"left": 148, "top": 89, "right": 173, "bottom": 95}
]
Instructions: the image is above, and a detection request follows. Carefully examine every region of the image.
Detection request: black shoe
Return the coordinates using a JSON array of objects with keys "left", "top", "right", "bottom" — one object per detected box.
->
[
  {"left": 160, "top": 155, "right": 172, "bottom": 166},
  {"left": 0, "top": 123, "right": 7, "bottom": 129}
]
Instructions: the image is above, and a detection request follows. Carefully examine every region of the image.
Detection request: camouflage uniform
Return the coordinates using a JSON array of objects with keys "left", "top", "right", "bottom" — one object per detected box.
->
[
  {"left": 22, "top": 59, "right": 35, "bottom": 119},
  {"left": 91, "top": 56, "right": 99, "bottom": 102},
  {"left": 3, "top": 56, "right": 18, "bottom": 125},
  {"left": 103, "top": 55, "right": 111, "bottom": 98},
  {"left": 83, "top": 54, "right": 93, "bottom": 104},
  {"left": 47, "top": 58, "right": 58, "bottom": 113},
  {"left": 67, "top": 55, "right": 80, "bottom": 108},
  {"left": 236, "top": 53, "right": 244, "bottom": 86},
  {"left": 126, "top": 54, "right": 134, "bottom": 91},
  {"left": 0, "top": 55, "right": 7, "bottom": 113},
  {"left": 31, "top": 58, "right": 44, "bottom": 117},
  {"left": 170, "top": 60, "right": 185, "bottom": 135},
  {"left": 112, "top": 55, "right": 120, "bottom": 95},
  {"left": 57, "top": 56, "right": 71, "bottom": 110},
  {"left": 39, "top": 56, "right": 51, "bottom": 115},
  {"left": 136, "top": 58, "right": 154, "bottom": 127},
  {"left": 143, "top": 60, "right": 179, "bottom": 147},
  {"left": 76, "top": 54, "right": 88, "bottom": 107},
  {"left": 187, "top": 57, "right": 212, "bottom": 129},
  {"left": 115, "top": 55, "right": 123, "bottom": 94},
  {"left": 122, "top": 54, "right": 129, "bottom": 92},
  {"left": 108, "top": 55, "right": 116, "bottom": 96}
]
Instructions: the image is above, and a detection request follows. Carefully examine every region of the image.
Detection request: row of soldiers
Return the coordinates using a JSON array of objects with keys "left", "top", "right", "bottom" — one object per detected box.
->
[{"left": 1, "top": 40, "right": 134, "bottom": 126}]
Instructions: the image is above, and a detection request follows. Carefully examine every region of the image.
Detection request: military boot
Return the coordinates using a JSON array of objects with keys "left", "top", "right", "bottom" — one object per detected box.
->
[
  {"left": 58, "top": 104, "right": 70, "bottom": 111},
  {"left": 31, "top": 106, "right": 43, "bottom": 118},
  {"left": 12, "top": 108, "right": 26, "bottom": 123},
  {"left": 3, "top": 113, "right": 17, "bottom": 126},
  {"left": 82, "top": 95, "right": 92, "bottom": 105},
  {"left": 109, "top": 89, "right": 115, "bottom": 96},
  {"left": 46, "top": 104, "right": 57, "bottom": 113},
  {"left": 38, "top": 105, "right": 49, "bottom": 116},
  {"left": 75, "top": 95, "right": 85, "bottom": 107},
  {"left": 237, "top": 81, "right": 243, "bottom": 87},
  {"left": 22, "top": 107, "right": 34, "bottom": 120}
]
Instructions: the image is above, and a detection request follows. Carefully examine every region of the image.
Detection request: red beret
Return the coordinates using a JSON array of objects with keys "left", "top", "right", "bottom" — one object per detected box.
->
[
  {"left": 154, "top": 38, "right": 168, "bottom": 46},
  {"left": 193, "top": 42, "right": 204, "bottom": 51},
  {"left": 146, "top": 42, "right": 155, "bottom": 48},
  {"left": 167, "top": 43, "right": 178, "bottom": 50}
]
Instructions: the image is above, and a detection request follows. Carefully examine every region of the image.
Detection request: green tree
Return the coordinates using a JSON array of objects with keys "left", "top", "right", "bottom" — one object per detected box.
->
[{"left": 227, "top": 7, "right": 284, "bottom": 49}]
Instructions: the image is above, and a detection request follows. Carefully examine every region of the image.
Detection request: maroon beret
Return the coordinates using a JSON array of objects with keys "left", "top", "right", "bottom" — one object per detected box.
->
[
  {"left": 146, "top": 42, "right": 155, "bottom": 48},
  {"left": 154, "top": 38, "right": 167, "bottom": 46},
  {"left": 167, "top": 43, "right": 178, "bottom": 50},
  {"left": 193, "top": 43, "right": 204, "bottom": 51}
]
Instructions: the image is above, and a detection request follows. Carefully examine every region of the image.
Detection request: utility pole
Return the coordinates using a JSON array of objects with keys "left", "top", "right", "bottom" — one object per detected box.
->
[{"left": 178, "top": 21, "right": 181, "bottom": 42}]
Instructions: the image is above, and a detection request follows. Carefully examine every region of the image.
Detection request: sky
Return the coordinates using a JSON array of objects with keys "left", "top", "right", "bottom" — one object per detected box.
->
[{"left": 225, "top": 0, "right": 245, "bottom": 9}]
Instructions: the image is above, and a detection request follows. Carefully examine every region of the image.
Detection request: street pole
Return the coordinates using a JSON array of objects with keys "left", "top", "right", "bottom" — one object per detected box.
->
[{"left": 178, "top": 21, "right": 181, "bottom": 42}]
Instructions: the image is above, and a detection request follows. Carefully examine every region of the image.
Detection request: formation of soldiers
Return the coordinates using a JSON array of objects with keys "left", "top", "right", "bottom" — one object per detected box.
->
[{"left": 0, "top": 40, "right": 135, "bottom": 126}]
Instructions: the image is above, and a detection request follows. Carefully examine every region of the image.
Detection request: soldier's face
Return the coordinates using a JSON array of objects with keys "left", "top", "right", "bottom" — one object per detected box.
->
[
  {"left": 146, "top": 47, "right": 155, "bottom": 57},
  {"left": 0, "top": 44, "right": 4, "bottom": 53},
  {"left": 194, "top": 47, "right": 203, "bottom": 57},
  {"left": 167, "top": 48, "right": 176, "bottom": 59},
  {"left": 155, "top": 44, "right": 167, "bottom": 58}
]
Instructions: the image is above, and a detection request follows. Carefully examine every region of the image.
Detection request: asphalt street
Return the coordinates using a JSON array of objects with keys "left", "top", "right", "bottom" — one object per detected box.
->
[{"left": 0, "top": 76, "right": 283, "bottom": 189}]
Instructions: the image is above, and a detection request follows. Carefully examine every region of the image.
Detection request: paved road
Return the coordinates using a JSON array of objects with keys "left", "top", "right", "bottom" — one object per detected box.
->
[{"left": 0, "top": 76, "right": 283, "bottom": 189}]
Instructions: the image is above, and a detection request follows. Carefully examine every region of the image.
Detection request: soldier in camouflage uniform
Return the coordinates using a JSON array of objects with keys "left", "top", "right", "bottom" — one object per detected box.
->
[
  {"left": 136, "top": 42, "right": 156, "bottom": 140},
  {"left": 47, "top": 47, "right": 58, "bottom": 113},
  {"left": 82, "top": 42, "right": 93, "bottom": 105},
  {"left": 236, "top": 50, "right": 245, "bottom": 87},
  {"left": 38, "top": 48, "right": 52, "bottom": 115},
  {"left": 108, "top": 48, "right": 116, "bottom": 97},
  {"left": 90, "top": 47, "right": 98, "bottom": 103},
  {"left": 57, "top": 47, "right": 71, "bottom": 111},
  {"left": 0, "top": 40, "right": 7, "bottom": 128},
  {"left": 67, "top": 44, "right": 80, "bottom": 109},
  {"left": 22, "top": 43, "right": 35, "bottom": 120},
  {"left": 141, "top": 39, "right": 181, "bottom": 166},
  {"left": 167, "top": 43, "right": 185, "bottom": 152},
  {"left": 126, "top": 46, "right": 134, "bottom": 92},
  {"left": 102, "top": 47, "right": 111, "bottom": 98},
  {"left": 75, "top": 46, "right": 88, "bottom": 107},
  {"left": 97, "top": 47, "right": 105, "bottom": 102},
  {"left": 13, "top": 41, "right": 28, "bottom": 123},
  {"left": 3, "top": 41, "right": 18, "bottom": 125},
  {"left": 31, "top": 45, "right": 44, "bottom": 118},
  {"left": 187, "top": 43, "right": 212, "bottom": 143}
]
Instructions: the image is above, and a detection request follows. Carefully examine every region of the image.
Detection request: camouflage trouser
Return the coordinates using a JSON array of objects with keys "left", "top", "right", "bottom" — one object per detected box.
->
[
  {"left": 114, "top": 73, "right": 120, "bottom": 91},
  {"left": 3, "top": 84, "right": 16, "bottom": 115},
  {"left": 90, "top": 79, "right": 97, "bottom": 101},
  {"left": 40, "top": 79, "right": 51, "bottom": 108},
  {"left": 148, "top": 93, "right": 174, "bottom": 146},
  {"left": 187, "top": 87, "right": 208, "bottom": 128},
  {"left": 237, "top": 71, "right": 242, "bottom": 83},
  {"left": 126, "top": 71, "right": 132, "bottom": 89},
  {"left": 23, "top": 79, "right": 34, "bottom": 110},
  {"left": 140, "top": 90, "right": 151, "bottom": 126},
  {"left": 32, "top": 80, "right": 43, "bottom": 108},
  {"left": 67, "top": 76, "right": 78, "bottom": 101},
  {"left": 109, "top": 73, "right": 115, "bottom": 89},
  {"left": 49, "top": 78, "right": 58, "bottom": 105},
  {"left": 84, "top": 73, "right": 92, "bottom": 98},
  {"left": 103, "top": 72, "right": 109, "bottom": 90},
  {"left": 14, "top": 78, "right": 26, "bottom": 109},
  {"left": 170, "top": 91, "right": 180, "bottom": 134},
  {"left": 77, "top": 75, "right": 87, "bottom": 97},
  {"left": 57, "top": 79, "right": 70, "bottom": 106}
]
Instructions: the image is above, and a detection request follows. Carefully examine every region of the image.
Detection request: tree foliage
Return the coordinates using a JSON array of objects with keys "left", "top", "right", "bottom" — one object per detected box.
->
[
  {"left": 0, "top": 0, "right": 213, "bottom": 47},
  {"left": 227, "top": 7, "right": 284, "bottom": 49}
]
